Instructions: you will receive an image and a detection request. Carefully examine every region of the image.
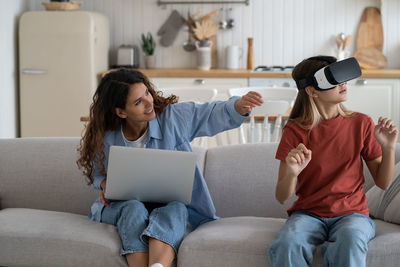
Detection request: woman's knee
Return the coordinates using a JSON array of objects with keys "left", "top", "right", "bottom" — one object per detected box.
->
[
  {"left": 164, "top": 201, "right": 188, "bottom": 219},
  {"left": 121, "top": 200, "right": 148, "bottom": 220},
  {"left": 149, "top": 201, "right": 188, "bottom": 233},
  {"left": 168, "top": 201, "right": 187, "bottom": 211}
]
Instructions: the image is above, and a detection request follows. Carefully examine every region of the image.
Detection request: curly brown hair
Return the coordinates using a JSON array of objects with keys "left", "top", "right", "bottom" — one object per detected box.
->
[{"left": 77, "top": 69, "right": 178, "bottom": 185}]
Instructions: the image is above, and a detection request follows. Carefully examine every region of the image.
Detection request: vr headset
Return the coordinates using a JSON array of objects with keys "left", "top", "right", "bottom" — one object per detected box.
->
[{"left": 297, "top": 57, "right": 362, "bottom": 91}]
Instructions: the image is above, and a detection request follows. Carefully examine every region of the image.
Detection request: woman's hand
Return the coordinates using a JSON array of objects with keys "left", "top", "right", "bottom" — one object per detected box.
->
[
  {"left": 234, "top": 91, "right": 264, "bottom": 116},
  {"left": 100, "top": 179, "right": 110, "bottom": 207},
  {"left": 375, "top": 117, "right": 399, "bottom": 150},
  {"left": 285, "top": 143, "right": 312, "bottom": 177}
]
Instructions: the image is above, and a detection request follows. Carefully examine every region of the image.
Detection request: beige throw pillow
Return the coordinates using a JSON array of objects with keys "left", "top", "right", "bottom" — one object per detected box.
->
[{"left": 366, "top": 161, "right": 400, "bottom": 224}]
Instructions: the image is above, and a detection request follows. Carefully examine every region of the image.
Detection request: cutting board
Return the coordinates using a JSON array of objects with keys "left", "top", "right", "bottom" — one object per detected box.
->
[
  {"left": 354, "top": 48, "right": 387, "bottom": 69},
  {"left": 356, "top": 7, "right": 384, "bottom": 51},
  {"left": 355, "top": 7, "right": 387, "bottom": 69}
]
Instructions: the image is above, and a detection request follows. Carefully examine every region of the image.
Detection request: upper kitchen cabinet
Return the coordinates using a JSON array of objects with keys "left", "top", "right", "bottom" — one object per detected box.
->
[
  {"left": 345, "top": 78, "right": 400, "bottom": 129},
  {"left": 19, "top": 11, "right": 109, "bottom": 137}
]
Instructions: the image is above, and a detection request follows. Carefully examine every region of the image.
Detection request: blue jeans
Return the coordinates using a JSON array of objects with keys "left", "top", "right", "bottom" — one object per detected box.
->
[
  {"left": 101, "top": 200, "right": 188, "bottom": 256},
  {"left": 268, "top": 211, "right": 375, "bottom": 267}
]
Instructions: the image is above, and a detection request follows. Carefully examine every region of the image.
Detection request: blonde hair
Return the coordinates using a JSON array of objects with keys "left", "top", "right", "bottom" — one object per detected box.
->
[{"left": 290, "top": 89, "right": 353, "bottom": 130}]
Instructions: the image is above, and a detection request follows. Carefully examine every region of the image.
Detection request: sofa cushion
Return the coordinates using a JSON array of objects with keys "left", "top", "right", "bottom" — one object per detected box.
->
[
  {"left": 178, "top": 217, "right": 285, "bottom": 267},
  {"left": 0, "top": 208, "right": 127, "bottom": 267},
  {"left": 192, "top": 146, "right": 207, "bottom": 174},
  {"left": 364, "top": 148, "right": 400, "bottom": 192},
  {"left": 0, "top": 138, "right": 208, "bottom": 217},
  {"left": 178, "top": 217, "right": 400, "bottom": 267},
  {"left": 0, "top": 138, "right": 99, "bottom": 215},
  {"left": 204, "top": 143, "right": 296, "bottom": 219},
  {"left": 366, "top": 219, "right": 400, "bottom": 266},
  {"left": 366, "top": 161, "right": 400, "bottom": 224}
]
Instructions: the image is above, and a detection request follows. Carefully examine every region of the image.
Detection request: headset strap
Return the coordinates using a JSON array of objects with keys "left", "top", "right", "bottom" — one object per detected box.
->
[{"left": 297, "top": 76, "right": 314, "bottom": 90}]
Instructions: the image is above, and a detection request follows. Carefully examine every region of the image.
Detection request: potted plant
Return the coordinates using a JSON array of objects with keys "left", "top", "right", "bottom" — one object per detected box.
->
[
  {"left": 188, "top": 10, "right": 219, "bottom": 70},
  {"left": 141, "top": 32, "right": 156, "bottom": 69}
]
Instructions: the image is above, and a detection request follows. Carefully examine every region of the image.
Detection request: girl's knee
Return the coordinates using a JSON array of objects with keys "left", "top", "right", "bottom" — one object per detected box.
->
[
  {"left": 272, "top": 232, "right": 305, "bottom": 250},
  {"left": 335, "top": 228, "right": 369, "bottom": 250}
]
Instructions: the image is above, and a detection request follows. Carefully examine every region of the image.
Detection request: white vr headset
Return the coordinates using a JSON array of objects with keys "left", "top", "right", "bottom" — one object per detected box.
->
[{"left": 297, "top": 57, "right": 362, "bottom": 91}]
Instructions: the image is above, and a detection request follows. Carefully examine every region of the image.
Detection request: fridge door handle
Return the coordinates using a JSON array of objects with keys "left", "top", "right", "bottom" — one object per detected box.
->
[{"left": 21, "top": 69, "right": 47, "bottom": 75}]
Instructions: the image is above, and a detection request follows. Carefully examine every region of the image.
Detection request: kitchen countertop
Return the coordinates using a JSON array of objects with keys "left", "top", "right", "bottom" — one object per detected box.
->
[{"left": 135, "top": 68, "right": 400, "bottom": 78}]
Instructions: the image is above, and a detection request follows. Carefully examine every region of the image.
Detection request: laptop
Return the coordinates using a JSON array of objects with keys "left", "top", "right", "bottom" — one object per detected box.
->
[{"left": 104, "top": 146, "right": 197, "bottom": 205}]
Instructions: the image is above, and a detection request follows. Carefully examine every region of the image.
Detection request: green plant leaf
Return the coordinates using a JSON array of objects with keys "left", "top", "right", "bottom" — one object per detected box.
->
[{"left": 141, "top": 32, "right": 155, "bottom": 56}]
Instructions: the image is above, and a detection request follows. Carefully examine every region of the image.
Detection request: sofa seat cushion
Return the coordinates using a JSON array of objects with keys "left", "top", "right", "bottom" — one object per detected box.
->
[
  {"left": 178, "top": 216, "right": 285, "bottom": 267},
  {"left": 367, "top": 219, "right": 400, "bottom": 266},
  {"left": 366, "top": 162, "right": 400, "bottom": 224},
  {"left": 178, "top": 217, "right": 400, "bottom": 267},
  {"left": 0, "top": 208, "right": 127, "bottom": 267}
]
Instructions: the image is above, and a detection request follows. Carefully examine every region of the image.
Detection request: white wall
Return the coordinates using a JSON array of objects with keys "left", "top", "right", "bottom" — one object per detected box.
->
[
  {"left": 2, "top": 0, "right": 400, "bottom": 137},
  {"left": 0, "top": 0, "right": 29, "bottom": 138},
  {"left": 27, "top": 0, "right": 400, "bottom": 69},
  {"left": 381, "top": 0, "right": 400, "bottom": 66}
]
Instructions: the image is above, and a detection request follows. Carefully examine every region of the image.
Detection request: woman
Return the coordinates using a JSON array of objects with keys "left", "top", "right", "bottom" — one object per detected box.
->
[
  {"left": 77, "top": 68, "right": 263, "bottom": 267},
  {"left": 268, "top": 56, "right": 398, "bottom": 267}
]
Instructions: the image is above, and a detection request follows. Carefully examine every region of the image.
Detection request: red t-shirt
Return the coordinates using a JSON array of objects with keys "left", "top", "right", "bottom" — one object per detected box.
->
[{"left": 275, "top": 113, "right": 382, "bottom": 217}]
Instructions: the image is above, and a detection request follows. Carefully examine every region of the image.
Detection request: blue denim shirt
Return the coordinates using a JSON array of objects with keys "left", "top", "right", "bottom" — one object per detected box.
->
[{"left": 88, "top": 96, "right": 248, "bottom": 229}]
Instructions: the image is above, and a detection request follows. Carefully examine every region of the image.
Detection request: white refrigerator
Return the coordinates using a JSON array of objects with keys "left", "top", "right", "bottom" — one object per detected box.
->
[{"left": 19, "top": 11, "right": 109, "bottom": 137}]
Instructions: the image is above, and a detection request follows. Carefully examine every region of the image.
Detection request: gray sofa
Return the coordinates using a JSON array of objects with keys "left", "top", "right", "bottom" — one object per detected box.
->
[{"left": 0, "top": 138, "right": 399, "bottom": 267}]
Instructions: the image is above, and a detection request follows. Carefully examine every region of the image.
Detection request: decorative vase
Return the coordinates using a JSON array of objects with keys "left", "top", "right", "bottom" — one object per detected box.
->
[
  {"left": 144, "top": 55, "right": 156, "bottom": 69},
  {"left": 195, "top": 40, "right": 213, "bottom": 71}
]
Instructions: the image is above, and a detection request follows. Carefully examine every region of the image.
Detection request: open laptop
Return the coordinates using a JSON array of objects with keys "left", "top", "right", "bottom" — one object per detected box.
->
[{"left": 104, "top": 146, "right": 197, "bottom": 205}]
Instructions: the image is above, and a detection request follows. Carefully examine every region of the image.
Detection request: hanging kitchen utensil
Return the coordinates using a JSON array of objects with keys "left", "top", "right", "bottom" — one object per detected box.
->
[
  {"left": 183, "top": 27, "right": 196, "bottom": 52},
  {"left": 157, "top": 10, "right": 185, "bottom": 47},
  {"left": 227, "top": 8, "right": 234, "bottom": 29},
  {"left": 219, "top": 8, "right": 227, "bottom": 29}
]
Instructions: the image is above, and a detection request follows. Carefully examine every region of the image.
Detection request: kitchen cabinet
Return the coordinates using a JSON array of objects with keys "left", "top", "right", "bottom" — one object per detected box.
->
[
  {"left": 149, "top": 77, "right": 248, "bottom": 101},
  {"left": 345, "top": 78, "right": 400, "bottom": 134}
]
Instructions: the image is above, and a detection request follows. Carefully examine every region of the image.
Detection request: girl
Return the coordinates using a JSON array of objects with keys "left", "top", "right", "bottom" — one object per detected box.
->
[
  {"left": 77, "top": 69, "right": 263, "bottom": 267},
  {"left": 268, "top": 56, "right": 398, "bottom": 267}
]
